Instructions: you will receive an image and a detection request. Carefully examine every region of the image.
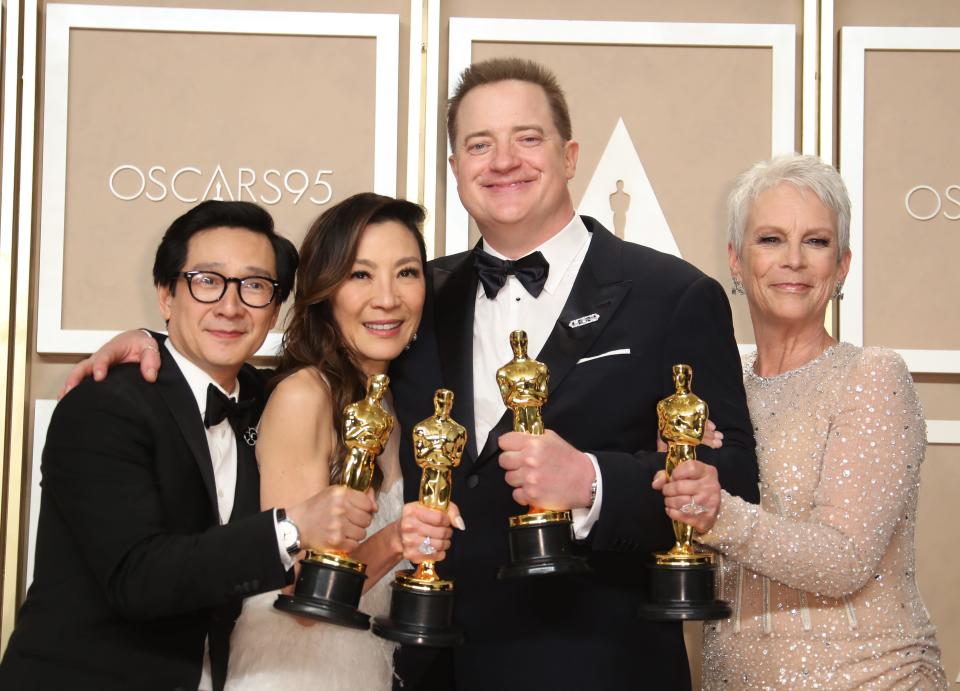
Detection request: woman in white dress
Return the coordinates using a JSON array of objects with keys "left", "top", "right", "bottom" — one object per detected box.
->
[{"left": 227, "top": 193, "right": 459, "bottom": 690}]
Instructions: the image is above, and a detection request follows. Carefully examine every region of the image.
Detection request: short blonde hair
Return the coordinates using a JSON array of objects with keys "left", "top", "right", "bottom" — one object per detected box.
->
[{"left": 728, "top": 153, "right": 850, "bottom": 263}]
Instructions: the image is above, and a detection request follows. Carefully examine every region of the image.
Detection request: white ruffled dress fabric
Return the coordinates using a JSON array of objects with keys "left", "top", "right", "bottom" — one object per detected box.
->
[{"left": 225, "top": 480, "right": 404, "bottom": 691}]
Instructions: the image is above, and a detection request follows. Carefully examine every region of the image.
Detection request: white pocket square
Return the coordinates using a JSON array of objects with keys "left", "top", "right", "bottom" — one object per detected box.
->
[{"left": 576, "top": 348, "right": 631, "bottom": 364}]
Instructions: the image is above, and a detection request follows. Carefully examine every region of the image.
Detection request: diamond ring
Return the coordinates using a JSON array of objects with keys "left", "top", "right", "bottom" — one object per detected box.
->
[
  {"left": 418, "top": 536, "right": 437, "bottom": 556},
  {"left": 680, "top": 502, "right": 707, "bottom": 516}
]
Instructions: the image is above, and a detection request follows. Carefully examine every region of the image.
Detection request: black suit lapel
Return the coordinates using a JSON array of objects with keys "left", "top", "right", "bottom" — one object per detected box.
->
[
  {"left": 538, "top": 220, "right": 632, "bottom": 395},
  {"left": 433, "top": 250, "right": 480, "bottom": 461},
  {"left": 154, "top": 347, "right": 220, "bottom": 517},
  {"left": 474, "top": 218, "right": 632, "bottom": 467}
]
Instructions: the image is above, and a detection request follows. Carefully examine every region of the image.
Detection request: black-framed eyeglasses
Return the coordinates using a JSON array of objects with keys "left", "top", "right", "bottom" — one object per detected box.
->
[{"left": 179, "top": 271, "right": 279, "bottom": 308}]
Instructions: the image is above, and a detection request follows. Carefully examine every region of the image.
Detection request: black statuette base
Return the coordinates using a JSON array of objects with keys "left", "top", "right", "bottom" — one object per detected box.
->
[
  {"left": 274, "top": 559, "right": 370, "bottom": 629},
  {"left": 637, "top": 561, "right": 731, "bottom": 621},
  {"left": 498, "top": 520, "right": 590, "bottom": 580},
  {"left": 372, "top": 584, "right": 462, "bottom": 647}
]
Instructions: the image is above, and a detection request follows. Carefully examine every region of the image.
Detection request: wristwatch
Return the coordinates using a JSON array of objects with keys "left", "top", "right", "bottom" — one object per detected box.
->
[{"left": 276, "top": 508, "right": 301, "bottom": 556}]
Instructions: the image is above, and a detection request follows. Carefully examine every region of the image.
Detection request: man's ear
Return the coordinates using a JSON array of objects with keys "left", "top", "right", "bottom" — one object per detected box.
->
[
  {"left": 563, "top": 140, "right": 579, "bottom": 180},
  {"left": 449, "top": 152, "right": 460, "bottom": 183},
  {"left": 157, "top": 284, "right": 173, "bottom": 323}
]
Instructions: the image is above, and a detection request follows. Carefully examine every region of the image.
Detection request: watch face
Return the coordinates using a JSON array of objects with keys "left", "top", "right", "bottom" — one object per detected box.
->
[{"left": 280, "top": 520, "right": 298, "bottom": 550}]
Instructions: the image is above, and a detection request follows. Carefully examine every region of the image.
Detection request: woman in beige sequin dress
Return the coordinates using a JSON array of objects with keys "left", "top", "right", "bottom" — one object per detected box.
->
[{"left": 656, "top": 154, "right": 946, "bottom": 689}]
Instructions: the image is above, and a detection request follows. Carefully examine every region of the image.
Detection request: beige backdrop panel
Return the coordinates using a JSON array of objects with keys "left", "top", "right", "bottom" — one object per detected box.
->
[
  {"left": 431, "top": 0, "right": 804, "bottom": 263},
  {"left": 61, "top": 29, "right": 376, "bottom": 334},
  {"left": 861, "top": 50, "right": 960, "bottom": 350}
]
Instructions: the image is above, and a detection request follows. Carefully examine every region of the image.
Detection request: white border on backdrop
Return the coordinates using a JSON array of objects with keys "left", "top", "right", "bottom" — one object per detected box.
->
[
  {"left": 839, "top": 26, "right": 960, "bottom": 444},
  {"left": 441, "top": 18, "right": 797, "bottom": 257},
  {"left": 37, "top": 4, "right": 400, "bottom": 356},
  {"left": 839, "top": 26, "right": 960, "bottom": 374}
]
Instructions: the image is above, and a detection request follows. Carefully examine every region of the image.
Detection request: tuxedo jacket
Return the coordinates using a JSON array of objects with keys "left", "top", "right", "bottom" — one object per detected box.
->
[
  {"left": 0, "top": 345, "right": 289, "bottom": 691},
  {"left": 389, "top": 218, "right": 760, "bottom": 691}
]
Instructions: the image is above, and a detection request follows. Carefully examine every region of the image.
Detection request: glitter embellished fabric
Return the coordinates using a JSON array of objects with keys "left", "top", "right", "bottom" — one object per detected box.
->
[{"left": 697, "top": 343, "right": 946, "bottom": 689}]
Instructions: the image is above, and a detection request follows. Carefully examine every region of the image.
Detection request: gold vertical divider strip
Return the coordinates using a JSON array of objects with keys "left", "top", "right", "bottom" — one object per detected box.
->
[
  {"left": 0, "top": 0, "right": 22, "bottom": 653},
  {"left": 0, "top": 0, "right": 18, "bottom": 566},
  {"left": 2, "top": 0, "right": 35, "bottom": 653},
  {"left": 808, "top": 0, "right": 839, "bottom": 341}
]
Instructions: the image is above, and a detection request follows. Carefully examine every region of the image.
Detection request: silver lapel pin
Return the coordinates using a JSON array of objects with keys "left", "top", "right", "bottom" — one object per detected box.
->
[
  {"left": 568, "top": 313, "right": 600, "bottom": 329},
  {"left": 243, "top": 427, "right": 258, "bottom": 446}
]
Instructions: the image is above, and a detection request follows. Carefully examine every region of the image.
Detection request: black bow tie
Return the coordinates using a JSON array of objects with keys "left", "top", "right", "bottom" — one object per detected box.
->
[
  {"left": 204, "top": 384, "right": 255, "bottom": 433},
  {"left": 472, "top": 248, "right": 550, "bottom": 299}
]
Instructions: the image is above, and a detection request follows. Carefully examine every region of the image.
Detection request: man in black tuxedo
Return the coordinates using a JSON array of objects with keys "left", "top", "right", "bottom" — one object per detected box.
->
[
  {"left": 388, "top": 58, "right": 760, "bottom": 690},
  {"left": 0, "top": 201, "right": 376, "bottom": 691}
]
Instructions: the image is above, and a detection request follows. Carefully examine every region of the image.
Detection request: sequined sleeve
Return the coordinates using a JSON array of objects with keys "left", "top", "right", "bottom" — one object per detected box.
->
[{"left": 697, "top": 348, "right": 925, "bottom": 598}]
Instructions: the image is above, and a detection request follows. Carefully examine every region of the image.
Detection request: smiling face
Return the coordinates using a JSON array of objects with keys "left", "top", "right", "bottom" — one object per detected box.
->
[
  {"left": 331, "top": 220, "right": 425, "bottom": 376},
  {"left": 158, "top": 226, "right": 280, "bottom": 389},
  {"left": 448, "top": 79, "right": 579, "bottom": 257},
  {"left": 731, "top": 183, "right": 851, "bottom": 334}
]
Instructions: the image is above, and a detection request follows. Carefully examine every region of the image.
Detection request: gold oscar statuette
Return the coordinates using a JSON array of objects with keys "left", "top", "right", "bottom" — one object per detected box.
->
[
  {"left": 655, "top": 364, "right": 712, "bottom": 566},
  {"left": 497, "top": 330, "right": 588, "bottom": 579},
  {"left": 372, "top": 389, "right": 465, "bottom": 646},
  {"left": 313, "top": 373, "right": 394, "bottom": 572},
  {"left": 274, "top": 373, "right": 394, "bottom": 629},
  {"left": 637, "top": 364, "right": 730, "bottom": 621}
]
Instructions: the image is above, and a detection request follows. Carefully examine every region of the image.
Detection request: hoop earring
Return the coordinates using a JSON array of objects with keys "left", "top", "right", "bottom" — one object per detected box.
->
[
  {"left": 731, "top": 277, "right": 745, "bottom": 296},
  {"left": 833, "top": 283, "right": 844, "bottom": 301}
]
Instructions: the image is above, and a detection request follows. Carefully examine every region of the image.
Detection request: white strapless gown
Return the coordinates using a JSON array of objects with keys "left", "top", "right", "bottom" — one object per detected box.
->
[{"left": 225, "top": 481, "right": 404, "bottom": 691}]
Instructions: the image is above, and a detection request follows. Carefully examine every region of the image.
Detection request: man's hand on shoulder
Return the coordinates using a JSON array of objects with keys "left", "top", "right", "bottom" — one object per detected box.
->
[
  {"left": 498, "top": 430, "right": 595, "bottom": 510},
  {"left": 59, "top": 330, "right": 162, "bottom": 399}
]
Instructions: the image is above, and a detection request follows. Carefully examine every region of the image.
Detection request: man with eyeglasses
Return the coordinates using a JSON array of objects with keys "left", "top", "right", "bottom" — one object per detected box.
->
[{"left": 0, "top": 201, "right": 379, "bottom": 691}]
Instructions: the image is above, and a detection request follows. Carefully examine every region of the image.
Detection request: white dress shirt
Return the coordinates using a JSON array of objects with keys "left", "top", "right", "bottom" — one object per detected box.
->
[
  {"left": 165, "top": 340, "right": 239, "bottom": 523},
  {"left": 471, "top": 215, "right": 603, "bottom": 538}
]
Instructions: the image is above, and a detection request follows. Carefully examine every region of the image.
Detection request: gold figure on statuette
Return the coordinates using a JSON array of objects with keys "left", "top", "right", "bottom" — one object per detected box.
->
[
  {"left": 311, "top": 373, "right": 394, "bottom": 572},
  {"left": 497, "top": 330, "right": 570, "bottom": 526},
  {"left": 654, "top": 364, "right": 713, "bottom": 566},
  {"left": 396, "top": 389, "right": 466, "bottom": 591}
]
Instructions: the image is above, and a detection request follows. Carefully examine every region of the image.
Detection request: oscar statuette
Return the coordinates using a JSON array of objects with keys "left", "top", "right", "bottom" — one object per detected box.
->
[
  {"left": 372, "top": 388, "right": 465, "bottom": 646},
  {"left": 637, "top": 364, "right": 731, "bottom": 621},
  {"left": 497, "top": 330, "right": 589, "bottom": 580},
  {"left": 274, "top": 373, "right": 394, "bottom": 629}
]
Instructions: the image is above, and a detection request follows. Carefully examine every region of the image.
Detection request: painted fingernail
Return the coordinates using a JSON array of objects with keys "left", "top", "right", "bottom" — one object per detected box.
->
[{"left": 453, "top": 516, "right": 466, "bottom": 531}]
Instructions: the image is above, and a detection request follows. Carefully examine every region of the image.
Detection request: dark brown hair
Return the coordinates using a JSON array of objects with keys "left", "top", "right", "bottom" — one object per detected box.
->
[
  {"left": 274, "top": 193, "right": 426, "bottom": 488},
  {"left": 447, "top": 57, "right": 573, "bottom": 149}
]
